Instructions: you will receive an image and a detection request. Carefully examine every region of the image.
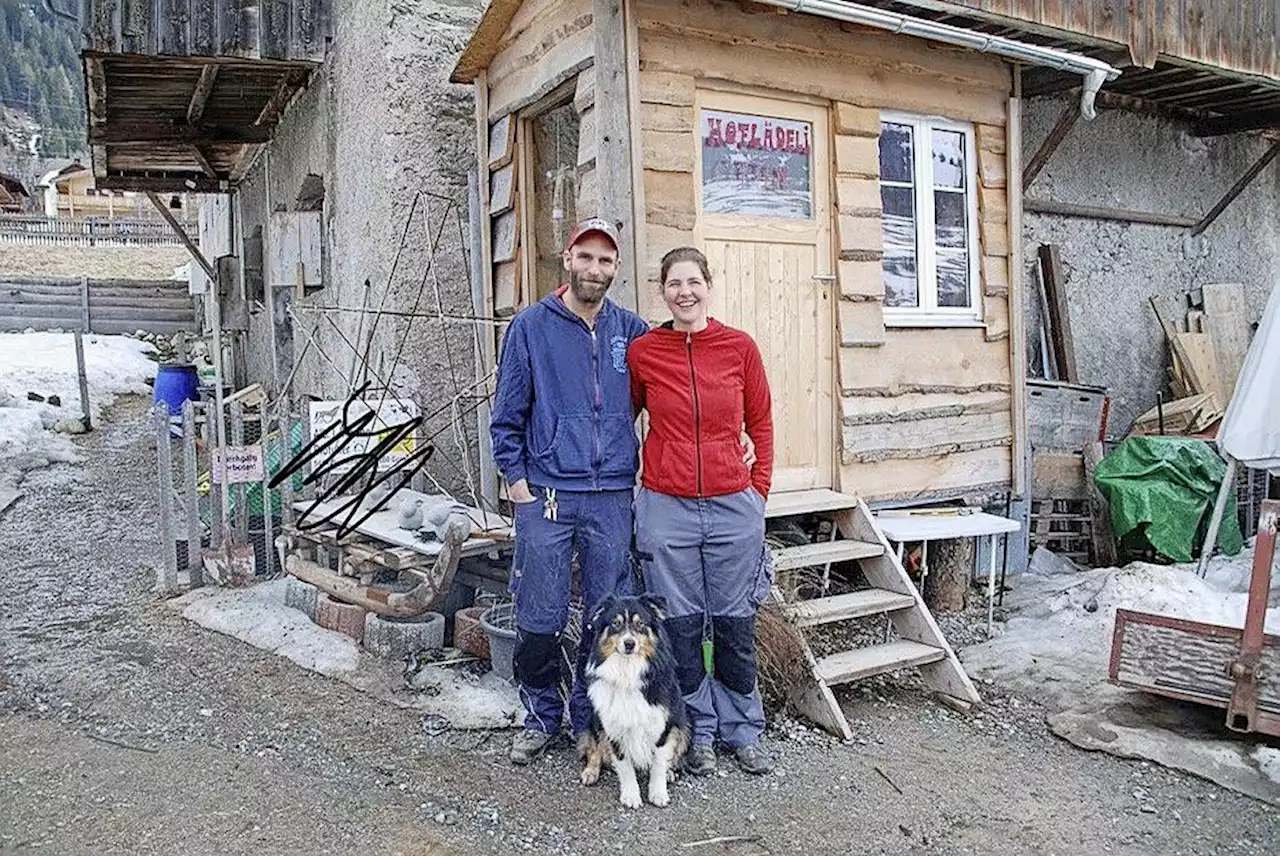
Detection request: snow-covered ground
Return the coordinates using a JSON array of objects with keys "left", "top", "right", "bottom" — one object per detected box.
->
[
  {"left": 962, "top": 546, "right": 1280, "bottom": 802},
  {"left": 962, "top": 546, "right": 1279, "bottom": 709},
  {"left": 0, "top": 330, "right": 158, "bottom": 466}
]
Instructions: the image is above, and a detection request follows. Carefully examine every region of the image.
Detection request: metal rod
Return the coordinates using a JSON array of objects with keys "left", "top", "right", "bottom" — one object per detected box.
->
[
  {"left": 260, "top": 407, "right": 276, "bottom": 580},
  {"left": 1190, "top": 141, "right": 1280, "bottom": 237},
  {"left": 231, "top": 400, "right": 248, "bottom": 547},
  {"left": 1157, "top": 391, "right": 1165, "bottom": 435},
  {"left": 154, "top": 404, "right": 179, "bottom": 592},
  {"left": 1197, "top": 455, "right": 1237, "bottom": 578},
  {"left": 183, "top": 400, "right": 202, "bottom": 586}
]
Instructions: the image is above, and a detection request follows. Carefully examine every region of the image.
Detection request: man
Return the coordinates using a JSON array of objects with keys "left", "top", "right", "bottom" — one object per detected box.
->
[{"left": 490, "top": 218, "right": 650, "bottom": 764}]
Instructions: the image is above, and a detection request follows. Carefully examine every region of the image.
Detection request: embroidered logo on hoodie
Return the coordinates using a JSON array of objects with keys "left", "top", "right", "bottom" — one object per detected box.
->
[{"left": 610, "top": 335, "right": 628, "bottom": 374}]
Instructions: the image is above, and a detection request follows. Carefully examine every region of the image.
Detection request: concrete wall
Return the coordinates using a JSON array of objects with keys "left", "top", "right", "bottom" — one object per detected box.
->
[
  {"left": 231, "top": 0, "right": 486, "bottom": 498},
  {"left": 1021, "top": 95, "right": 1280, "bottom": 433}
]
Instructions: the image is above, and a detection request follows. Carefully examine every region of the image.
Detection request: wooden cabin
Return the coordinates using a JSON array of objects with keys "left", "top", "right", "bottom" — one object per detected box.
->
[{"left": 449, "top": 0, "right": 1110, "bottom": 509}]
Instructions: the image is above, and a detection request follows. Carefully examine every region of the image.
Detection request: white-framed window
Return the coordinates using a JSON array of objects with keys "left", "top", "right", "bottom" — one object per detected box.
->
[{"left": 878, "top": 112, "right": 982, "bottom": 326}]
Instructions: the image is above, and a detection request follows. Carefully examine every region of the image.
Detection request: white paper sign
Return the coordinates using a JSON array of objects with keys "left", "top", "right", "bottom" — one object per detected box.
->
[
  {"left": 213, "top": 445, "right": 265, "bottom": 484},
  {"left": 307, "top": 398, "right": 420, "bottom": 474}
]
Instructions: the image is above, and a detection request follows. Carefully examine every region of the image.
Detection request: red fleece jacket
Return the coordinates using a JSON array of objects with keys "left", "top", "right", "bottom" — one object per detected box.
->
[{"left": 628, "top": 319, "right": 774, "bottom": 499}]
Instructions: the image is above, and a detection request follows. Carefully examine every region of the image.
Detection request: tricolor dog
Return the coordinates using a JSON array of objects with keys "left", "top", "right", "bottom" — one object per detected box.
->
[{"left": 579, "top": 593, "right": 690, "bottom": 808}]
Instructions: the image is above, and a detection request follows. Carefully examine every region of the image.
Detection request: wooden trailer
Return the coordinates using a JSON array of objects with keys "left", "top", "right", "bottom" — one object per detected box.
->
[{"left": 450, "top": 0, "right": 1122, "bottom": 735}]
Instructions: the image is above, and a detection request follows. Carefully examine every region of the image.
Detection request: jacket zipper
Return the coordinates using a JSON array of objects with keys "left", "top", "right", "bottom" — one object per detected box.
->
[
  {"left": 590, "top": 324, "right": 602, "bottom": 491},
  {"left": 686, "top": 332, "right": 703, "bottom": 497}
]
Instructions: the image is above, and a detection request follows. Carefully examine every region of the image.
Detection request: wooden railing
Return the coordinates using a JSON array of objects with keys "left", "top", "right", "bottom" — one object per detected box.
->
[{"left": 0, "top": 215, "right": 198, "bottom": 247}]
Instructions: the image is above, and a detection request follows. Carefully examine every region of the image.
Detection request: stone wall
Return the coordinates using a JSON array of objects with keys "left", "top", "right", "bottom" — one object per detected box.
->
[
  {"left": 1022, "top": 95, "right": 1280, "bottom": 432},
  {"left": 232, "top": 0, "right": 487, "bottom": 498}
]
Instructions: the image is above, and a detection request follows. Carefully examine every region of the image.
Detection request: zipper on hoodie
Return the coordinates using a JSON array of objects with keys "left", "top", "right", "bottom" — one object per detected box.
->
[
  {"left": 686, "top": 331, "right": 703, "bottom": 496},
  {"left": 590, "top": 324, "right": 602, "bottom": 491}
]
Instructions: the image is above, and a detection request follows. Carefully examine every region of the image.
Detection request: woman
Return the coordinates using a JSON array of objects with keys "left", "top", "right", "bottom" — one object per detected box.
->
[{"left": 627, "top": 246, "right": 774, "bottom": 776}]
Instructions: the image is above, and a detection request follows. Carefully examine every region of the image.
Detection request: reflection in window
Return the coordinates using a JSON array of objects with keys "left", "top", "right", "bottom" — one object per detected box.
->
[{"left": 877, "top": 115, "right": 980, "bottom": 323}]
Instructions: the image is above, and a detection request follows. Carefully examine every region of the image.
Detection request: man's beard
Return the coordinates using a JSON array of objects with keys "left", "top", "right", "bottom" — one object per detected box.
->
[{"left": 569, "top": 269, "right": 613, "bottom": 304}]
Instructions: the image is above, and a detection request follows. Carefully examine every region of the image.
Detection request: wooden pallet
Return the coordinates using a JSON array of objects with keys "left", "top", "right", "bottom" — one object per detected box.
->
[{"left": 1030, "top": 497, "right": 1092, "bottom": 565}]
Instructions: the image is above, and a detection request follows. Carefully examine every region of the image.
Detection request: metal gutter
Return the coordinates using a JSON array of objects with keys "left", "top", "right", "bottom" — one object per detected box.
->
[{"left": 758, "top": 0, "right": 1121, "bottom": 118}]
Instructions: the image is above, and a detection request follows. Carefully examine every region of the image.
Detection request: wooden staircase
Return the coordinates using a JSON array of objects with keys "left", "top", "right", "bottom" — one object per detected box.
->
[{"left": 764, "top": 489, "right": 981, "bottom": 739}]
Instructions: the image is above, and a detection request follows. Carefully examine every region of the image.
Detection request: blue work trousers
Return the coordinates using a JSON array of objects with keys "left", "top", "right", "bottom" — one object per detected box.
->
[{"left": 509, "top": 485, "right": 635, "bottom": 735}]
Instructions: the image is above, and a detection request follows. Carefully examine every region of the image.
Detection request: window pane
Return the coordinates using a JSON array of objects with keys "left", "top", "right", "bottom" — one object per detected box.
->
[
  {"left": 936, "top": 250, "right": 970, "bottom": 308},
  {"left": 934, "top": 190, "right": 967, "bottom": 249},
  {"left": 879, "top": 122, "right": 914, "bottom": 184},
  {"left": 932, "top": 129, "right": 966, "bottom": 190},
  {"left": 881, "top": 185, "right": 915, "bottom": 249},
  {"left": 883, "top": 250, "right": 918, "bottom": 308}
]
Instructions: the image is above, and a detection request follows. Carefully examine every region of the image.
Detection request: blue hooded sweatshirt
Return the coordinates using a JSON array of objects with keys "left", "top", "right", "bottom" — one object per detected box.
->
[{"left": 490, "top": 289, "right": 650, "bottom": 492}]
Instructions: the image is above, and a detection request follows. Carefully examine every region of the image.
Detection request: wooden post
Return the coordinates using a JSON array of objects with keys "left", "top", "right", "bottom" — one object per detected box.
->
[
  {"left": 260, "top": 406, "right": 276, "bottom": 579},
  {"left": 79, "top": 275, "right": 90, "bottom": 333},
  {"left": 1083, "top": 441, "right": 1118, "bottom": 567},
  {"left": 468, "top": 168, "right": 499, "bottom": 512},
  {"left": 279, "top": 409, "right": 296, "bottom": 528},
  {"left": 210, "top": 256, "right": 231, "bottom": 548},
  {"left": 1007, "top": 83, "right": 1029, "bottom": 499},
  {"left": 1038, "top": 244, "right": 1078, "bottom": 383},
  {"left": 230, "top": 400, "right": 248, "bottom": 546},
  {"left": 924, "top": 538, "right": 973, "bottom": 613},
  {"left": 183, "top": 400, "right": 202, "bottom": 586},
  {"left": 203, "top": 403, "right": 222, "bottom": 550},
  {"left": 592, "top": 0, "right": 638, "bottom": 312},
  {"left": 154, "top": 404, "right": 179, "bottom": 593},
  {"left": 1022, "top": 98, "right": 1079, "bottom": 188},
  {"left": 73, "top": 329, "right": 92, "bottom": 432}
]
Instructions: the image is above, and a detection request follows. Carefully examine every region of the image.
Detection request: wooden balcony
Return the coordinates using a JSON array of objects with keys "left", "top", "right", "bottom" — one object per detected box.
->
[{"left": 80, "top": 1, "right": 332, "bottom": 193}]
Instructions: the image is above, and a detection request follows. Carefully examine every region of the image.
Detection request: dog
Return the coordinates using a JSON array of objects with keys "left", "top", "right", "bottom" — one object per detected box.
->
[{"left": 578, "top": 593, "right": 690, "bottom": 808}]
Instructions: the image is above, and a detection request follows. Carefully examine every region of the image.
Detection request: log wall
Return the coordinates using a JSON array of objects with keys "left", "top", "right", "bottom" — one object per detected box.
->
[{"left": 634, "top": 0, "right": 1016, "bottom": 502}]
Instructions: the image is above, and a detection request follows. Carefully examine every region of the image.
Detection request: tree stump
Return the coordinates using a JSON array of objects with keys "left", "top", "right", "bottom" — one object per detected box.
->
[{"left": 923, "top": 537, "right": 974, "bottom": 613}]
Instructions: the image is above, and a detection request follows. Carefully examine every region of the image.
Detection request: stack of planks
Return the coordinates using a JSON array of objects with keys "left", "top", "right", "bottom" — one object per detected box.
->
[{"left": 1139, "top": 284, "right": 1253, "bottom": 435}]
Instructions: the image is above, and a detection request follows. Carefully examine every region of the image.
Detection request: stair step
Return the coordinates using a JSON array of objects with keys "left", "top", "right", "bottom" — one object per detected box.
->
[
  {"left": 765, "top": 488, "right": 860, "bottom": 519},
  {"left": 784, "top": 589, "right": 916, "bottom": 626},
  {"left": 771, "top": 540, "right": 883, "bottom": 571},
  {"left": 815, "top": 641, "right": 947, "bottom": 685}
]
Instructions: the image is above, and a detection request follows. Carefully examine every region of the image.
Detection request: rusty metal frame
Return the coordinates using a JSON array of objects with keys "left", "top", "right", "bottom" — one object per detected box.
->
[
  {"left": 1226, "top": 499, "right": 1279, "bottom": 733},
  {"left": 1108, "top": 499, "right": 1280, "bottom": 737}
]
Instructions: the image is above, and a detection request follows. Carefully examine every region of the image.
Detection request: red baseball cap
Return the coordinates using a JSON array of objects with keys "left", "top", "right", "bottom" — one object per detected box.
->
[{"left": 564, "top": 217, "right": 620, "bottom": 253}]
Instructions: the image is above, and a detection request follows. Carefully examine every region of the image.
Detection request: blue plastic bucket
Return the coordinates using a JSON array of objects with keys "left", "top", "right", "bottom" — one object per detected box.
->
[{"left": 153, "top": 364, "right": 199, "bottom": 432}]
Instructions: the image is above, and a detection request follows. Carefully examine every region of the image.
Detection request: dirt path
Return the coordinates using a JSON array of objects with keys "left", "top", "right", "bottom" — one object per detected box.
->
[{"left": 2, "top": 397, "right": 1277, "bottom": 855}]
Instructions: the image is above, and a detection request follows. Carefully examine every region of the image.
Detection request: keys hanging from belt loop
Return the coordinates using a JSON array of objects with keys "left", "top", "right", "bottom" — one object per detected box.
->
[{"left": 543, "top": 486, "right": 558, "bottom": 522}]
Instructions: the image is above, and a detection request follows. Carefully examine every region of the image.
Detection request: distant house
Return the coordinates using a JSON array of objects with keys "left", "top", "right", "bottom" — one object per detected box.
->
[
  {"left": 0, "top": 172, "right": 29, "bottom": 213},
  {"left": 36, "top": 162, "right": 194, "bottom": 220}
]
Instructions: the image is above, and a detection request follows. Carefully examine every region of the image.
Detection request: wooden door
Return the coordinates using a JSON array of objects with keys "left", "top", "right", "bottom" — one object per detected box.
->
[{"left": 694, "top": 90, "right": 835, "bottom": 493}]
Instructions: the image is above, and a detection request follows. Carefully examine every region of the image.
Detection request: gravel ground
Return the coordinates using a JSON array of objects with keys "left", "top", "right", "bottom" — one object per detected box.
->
[{"left": 2, "top": 395, "right": 1278, "bottom": 855}]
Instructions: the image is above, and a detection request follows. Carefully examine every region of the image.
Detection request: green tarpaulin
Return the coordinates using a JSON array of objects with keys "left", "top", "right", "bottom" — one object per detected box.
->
[{"left": 1093, "top": 436, "right": 1243, "bottom": 563}]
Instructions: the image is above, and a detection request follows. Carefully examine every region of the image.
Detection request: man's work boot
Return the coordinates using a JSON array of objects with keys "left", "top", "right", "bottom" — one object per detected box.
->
[
  {"left": 683, "top": 744, "right": 717, "bottom": 776},
  {"left": 509, "top": 729, "right": 554, "bottom": 765},
  {"left": 732, "top": 743, "right": 774, "bottom": 775}
]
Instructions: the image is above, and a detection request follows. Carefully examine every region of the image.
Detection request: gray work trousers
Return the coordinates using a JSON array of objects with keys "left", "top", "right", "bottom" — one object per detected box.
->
[{"left": 634, "top": 486, "right": 771, "bottom": 749}]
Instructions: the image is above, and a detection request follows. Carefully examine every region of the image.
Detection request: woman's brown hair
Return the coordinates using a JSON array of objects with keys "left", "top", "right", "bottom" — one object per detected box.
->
[{"left": 660, "top": 246, "right": 712, "bottom": 285}]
